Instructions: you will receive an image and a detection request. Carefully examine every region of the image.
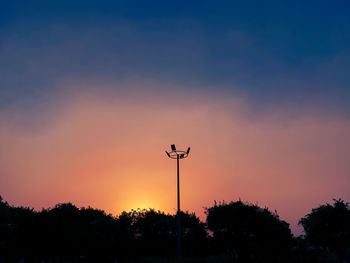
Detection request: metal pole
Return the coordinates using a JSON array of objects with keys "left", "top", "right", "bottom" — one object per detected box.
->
[
  {"left": 177, "top": 154, "right": 181, "bottom": 260},
  {"left": 166, "top": 145, "right": 189, "bottom": 260}
]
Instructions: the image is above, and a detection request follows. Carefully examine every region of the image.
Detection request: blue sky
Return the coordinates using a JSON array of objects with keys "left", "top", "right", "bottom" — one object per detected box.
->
[{"left": 1, "top": 1, "right": 350, "bottom": 113}]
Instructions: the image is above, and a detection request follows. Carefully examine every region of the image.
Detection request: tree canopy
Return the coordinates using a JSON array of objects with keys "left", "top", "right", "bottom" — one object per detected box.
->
[
  {"left": 0, "top": 198, "right": 206, "bottom": 261},
  {"left": 1, "top": 195, "right": 350, "bottom": 262},
  {"left": 299, "top": 198, "right": 350, "bottom": 261},
  {"left": 206, "top": 200, "right": 292, "bottom": 262}
]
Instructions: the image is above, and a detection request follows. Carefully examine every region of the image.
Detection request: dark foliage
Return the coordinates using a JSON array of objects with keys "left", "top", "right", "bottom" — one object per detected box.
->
[
  {"left": 299, "top": 198, "right": 350, "bottom": 262},
  {"left": 114, "top": 209, "right": 207, "bottom": 258},
  {"left": 1, "top": 195, "right": 350, "bottom": 263},
  {"left": 0, "top": 196, "right": 206, "bottom": 262},
  {"left": 206, "top": 200, "right": 292, "bottom": 262}
]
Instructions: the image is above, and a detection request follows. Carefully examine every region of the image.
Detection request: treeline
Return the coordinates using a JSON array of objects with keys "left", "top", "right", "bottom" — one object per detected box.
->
[{"left": 0, "top": 196, "right": 349, "bottom": 263}]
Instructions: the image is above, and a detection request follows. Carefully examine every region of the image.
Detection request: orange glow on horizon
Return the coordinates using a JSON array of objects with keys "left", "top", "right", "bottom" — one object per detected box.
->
[{"left": 0, "top": 83, "right": 350, "bottom": 235}]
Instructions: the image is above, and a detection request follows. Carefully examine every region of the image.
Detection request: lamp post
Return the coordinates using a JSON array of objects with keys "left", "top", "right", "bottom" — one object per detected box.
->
[{"left": 165, "top": 144, "right": 190, "bottom": 260}]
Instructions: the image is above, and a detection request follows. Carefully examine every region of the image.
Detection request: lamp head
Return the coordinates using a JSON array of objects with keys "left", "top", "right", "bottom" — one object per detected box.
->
[
  {"left": 186, "top": 147, "right": 191, "bottom": 154},
  {"left": 171, "top": 144, "right": 176, "bottom": 151}
]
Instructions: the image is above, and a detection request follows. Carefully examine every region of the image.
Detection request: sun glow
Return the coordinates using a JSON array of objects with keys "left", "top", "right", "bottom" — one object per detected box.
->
[{"left": 120, "top": 196, "right": 166, "bottom": 213}]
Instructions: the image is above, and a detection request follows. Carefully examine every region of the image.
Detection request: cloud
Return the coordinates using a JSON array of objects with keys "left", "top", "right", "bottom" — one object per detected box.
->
[{"left": 2, "top": 13, "right": 350, "bottom": 115}]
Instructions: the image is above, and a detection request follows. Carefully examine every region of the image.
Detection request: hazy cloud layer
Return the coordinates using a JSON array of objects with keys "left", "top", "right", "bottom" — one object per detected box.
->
[{"left": 1, "top": 1, "right": 350, "bottom": 112}]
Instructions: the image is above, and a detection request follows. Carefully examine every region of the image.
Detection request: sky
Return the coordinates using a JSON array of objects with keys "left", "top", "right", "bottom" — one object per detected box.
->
[{"left": 1, "top": 1, "right": 350, "bottom": 236}]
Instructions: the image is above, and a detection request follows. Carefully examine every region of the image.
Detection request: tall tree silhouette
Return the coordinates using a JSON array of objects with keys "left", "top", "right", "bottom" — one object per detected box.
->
[
  {"left": 299, "top": 198, "right": 350, "bottom": 262},
  {"left": 179, "top": 211, "right": 208, "bottom": 256},
  {"left": 206, "top": 200, "right": 292, "bottom": 262},
  {"left": 0, "top": 196, "right": 12, "bottom": 253},
  {"left": 130, "top": 209, "right": 176, "bottom": 257},
  {"left": 39, "top": 203, "right": 120, "bottom": 258},
  {"left": 121, "top": 208, "right": 207, "bottom": 258}
]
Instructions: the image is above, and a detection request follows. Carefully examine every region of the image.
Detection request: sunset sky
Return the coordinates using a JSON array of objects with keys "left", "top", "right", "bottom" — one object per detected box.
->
[{"left": 1, "top": 1, "right": 350, "bottom": 236}]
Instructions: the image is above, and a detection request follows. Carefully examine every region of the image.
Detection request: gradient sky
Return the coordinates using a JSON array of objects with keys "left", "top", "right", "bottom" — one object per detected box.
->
[{"left": 1, "top": 1, "right": 350, "bottom": 236}]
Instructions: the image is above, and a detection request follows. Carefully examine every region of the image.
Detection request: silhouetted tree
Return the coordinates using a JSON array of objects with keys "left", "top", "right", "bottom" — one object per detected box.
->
[
  {"left": 39, "top": 203, "right": 120, "bottom": 260},
  {"left": 117, "top": 208, "right": 208, "bottom": 259},
  {"left": 131, "top": 209, "right": 176, "bottom": 257},
  {"left": 0, "top": 196, "right": 39, "bottom": 261},
  {"left": 291, "top": 236, "right": 339, "bottom": 263},
  {"left": 114, "top": 211, "right": 135, "bottom": 261},
  {"left": 206, "top": 200, "right": 292, "bottom": 262},
  {"left": 8, "top": 194, "right": 347, "bottom": 262},
  {"left": 0, "top": 195, "right": 12, "bottom": 253},
  {"left": 299, "top": 198, "right": 350, "bottom": 262},
  {"left": 179, "top": 211, "right": 208, "bottom": 256}
]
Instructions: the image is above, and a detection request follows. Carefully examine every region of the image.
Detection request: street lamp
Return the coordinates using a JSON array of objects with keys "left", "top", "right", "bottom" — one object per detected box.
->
[{"left": 165, "top": 144, "right": 190, "bottom": 260}]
